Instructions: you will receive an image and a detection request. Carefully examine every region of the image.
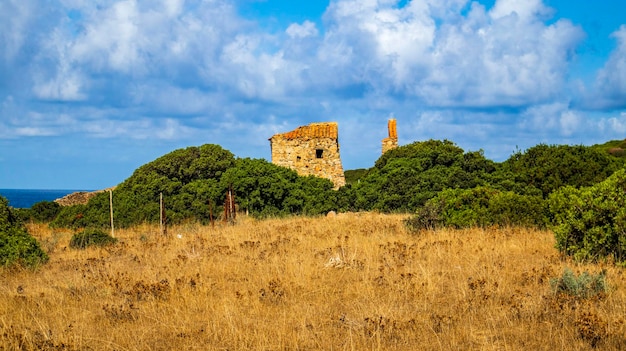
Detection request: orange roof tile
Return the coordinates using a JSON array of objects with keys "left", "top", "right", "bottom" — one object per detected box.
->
[{"left": 271, "top": 122, "right": 338, "bottom": 140}]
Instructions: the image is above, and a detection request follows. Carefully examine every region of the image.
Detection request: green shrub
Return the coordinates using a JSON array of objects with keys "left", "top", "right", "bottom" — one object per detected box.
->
[
  {"left": 51, "top": 144, "right": 339, "bottom": 227},
  {"left": 344, "top": 168, "right": 369, "bottom": 185},
  {"left": 220, "top": 158, "right": 336, "bottom": 218},
  {"left": 11, "top": 201, "right": 62, "bottom": 223},
  {"left": 550, "top": 268, "right": 608, "bottom": 299},
  {"left": 0, "top": 196, "right": 48, "bottom": 268},
  {"left": 69, "top": 229, "right": 117, "bottom": 249},
  {"left": 30, "top": 201, "right": 62, "bottom": 222},
  {"left": 50, "top": 204, "right": 89, "bottom": 229},
  {"left": 591, "top": 139, "right": 626, "bottom": 159},
  {"left": 501, "top": 144, "right": 622, "bottom": 197},
  {"left": 548, "top": 169, "right": 626, "bottom": 262},
  {"left": 405, "top": 186, "right": 546, "bottom": 231},
  {"left": 354, "top": 140, "right": 497, "bottom": 212}
]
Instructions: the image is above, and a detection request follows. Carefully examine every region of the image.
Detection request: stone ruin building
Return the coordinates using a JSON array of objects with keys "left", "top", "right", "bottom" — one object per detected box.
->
[
  {"left": 381, "top": 118, "right": 398, "bottom": 154},
  {"left": 269, "top": 122, "right": 346, "bottom": 189},
  {"left": 269, "top": 119, "right": 399, "bottom": 189}
]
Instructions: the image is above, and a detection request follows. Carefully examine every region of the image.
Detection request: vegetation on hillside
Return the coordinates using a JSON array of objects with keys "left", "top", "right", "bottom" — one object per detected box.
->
[
  {"left": 220, "top": 158, "right": 336, "bottom": 217},
  {"left": 548, "top": 169, "right": 626, "bottom": 262},
  {"left": 350, "top": 140, "right": 498, "bottom": 212},
  {"left": 50, "top": 145, "right": 336, "bottom": 228},
  {"left": 405, "top": 186, "right": 546, "bottom": 231},
  {"left": 20, "top": 137, "right": 625, "bottom": 262},
  {"left": 0, "top": 197, "right": 48, "bottom": 269},
  {"left": 344, "top": 168, "right": 368, "bottom": 185},
  {"left": 591, "top": 138, "right": 626, "bottom": 158},
  {"left": 500, "top": 143, "right": 622, "bottom": 197}
]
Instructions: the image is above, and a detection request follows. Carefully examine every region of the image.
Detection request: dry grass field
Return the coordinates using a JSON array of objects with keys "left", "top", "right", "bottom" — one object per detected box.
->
[{"left": 1, "top": 213, "right": 626, "bottom": 350}]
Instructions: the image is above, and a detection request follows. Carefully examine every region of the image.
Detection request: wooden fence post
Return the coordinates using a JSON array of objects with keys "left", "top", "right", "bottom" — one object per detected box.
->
[
  {"left": 160, "top": 192, "right": 167, "bottom": 236},
  {"left": 109, "top": 189, "right": 115, "bottom": 238},
  {"left": 223, "top": 185, "right": 236, "bottom": 224}
]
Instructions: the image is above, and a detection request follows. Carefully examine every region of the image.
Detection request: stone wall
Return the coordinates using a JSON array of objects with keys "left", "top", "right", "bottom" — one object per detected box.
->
[
  {"left": 269, "top": 122, "right": 346, "bottom": 189},
  {"left": 381, "top": 118, "right": 398, "bottom": 154}
]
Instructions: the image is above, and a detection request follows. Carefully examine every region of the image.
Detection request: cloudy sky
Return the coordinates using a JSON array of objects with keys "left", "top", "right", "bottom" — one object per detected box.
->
[{"left": 1, "top": 0, "right": 625, "bottom": 189}]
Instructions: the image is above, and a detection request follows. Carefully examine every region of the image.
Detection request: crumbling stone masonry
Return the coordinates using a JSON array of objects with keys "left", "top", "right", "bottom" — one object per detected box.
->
[
  {"left": 382, "top": 118, "right": 398, "bottom": 154},
  {"left": 269, "top": 122, "right": 346, "bottom": 189}
]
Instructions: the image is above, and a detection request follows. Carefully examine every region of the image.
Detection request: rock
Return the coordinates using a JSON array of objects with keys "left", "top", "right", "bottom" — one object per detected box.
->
[{"left": 55, "top": 186, "right": 117, "bottom": 206}]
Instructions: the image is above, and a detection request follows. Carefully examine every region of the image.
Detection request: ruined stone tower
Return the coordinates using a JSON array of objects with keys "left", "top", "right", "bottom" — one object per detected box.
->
[
  {"left": 382, "top": 118, "right": 398, "bottom": 154},
  {"left": 269, "top": 122, "right": 346, "bottom": 189}
]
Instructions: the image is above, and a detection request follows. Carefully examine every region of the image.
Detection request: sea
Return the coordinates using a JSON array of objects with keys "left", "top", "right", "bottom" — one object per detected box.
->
[{"left": 0, "top": 189, "right": 92, "bottom": 209}]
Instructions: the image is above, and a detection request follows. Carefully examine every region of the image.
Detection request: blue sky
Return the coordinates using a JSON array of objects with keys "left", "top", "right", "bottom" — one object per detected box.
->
[{"left": 1, "top": 0, "right": 625, "bottom": 189}]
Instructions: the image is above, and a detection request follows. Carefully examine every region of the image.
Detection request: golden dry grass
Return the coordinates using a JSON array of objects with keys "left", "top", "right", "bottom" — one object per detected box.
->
[{"left": 1, "top": 213, "right": 625, "bottom": 350}]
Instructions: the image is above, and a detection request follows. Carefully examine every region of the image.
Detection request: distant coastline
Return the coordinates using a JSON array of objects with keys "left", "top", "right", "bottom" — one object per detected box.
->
[{"left": 0, "top": 189, "right": 94, "bottom": 209}]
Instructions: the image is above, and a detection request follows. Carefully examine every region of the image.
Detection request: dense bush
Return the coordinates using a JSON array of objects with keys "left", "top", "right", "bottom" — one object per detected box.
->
[
  {"left": 344, "top": 168, "right": 369, "bottom": 185},
  {"left": 47, "top": 139, "right": 626, "bottom": 231},
  {"left": 52, "top": 145, "right": 338, "bottom": 228},
  {"left": 53, "top": 144, "right": 236, "bottom": 228},
  {"left": 69, "top": 228, "right": 118, "bottom": 249},
  {"left": 548, "top": 169, "right": 626, "bottom": 262},
  {"left": 50, "top": 204, "right": 91, "bottom": 229},
  {"left": 29, "top": 201, "right": 62, "bottom": 222},
  {"left": 111, "top": 143, "right": 236, "bottom": 226},
  {"left": 501, "top": 144, "right": 622, "bottom": 197},
  {"left": 353, "top": 140, "right": 497, "bottom": 212},
  {"left": 590, "top": 139, "right": 626, "bottom": 159},
  {"left": 406, "top": 186, "right": 546, "bottom": 231},
  {"left": 0, "top": 196, "right": 48, "bottom": 268},
  {"left": 221, "top": 158, "right": 336, "bottom": 217}
]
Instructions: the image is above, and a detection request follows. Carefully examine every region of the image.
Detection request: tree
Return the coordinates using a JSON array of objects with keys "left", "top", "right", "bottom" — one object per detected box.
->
[
  {"left": 221, "top": 158, "right": 336, "bottom": 217},
  {"left": 30, "top": 201, "right": 62, "bottom": 222},
  {"left": 353, "top": 140, "right": 497, "bottom": 212},
  {"left": 0, "top": 196, "right": 48, "bottom": 268},
  {"left": 53, "top": 144, "right": 236, "bottom": 228},
  {"left": 548, "top": 169, "right": 626, "bottom": 262},
  {"left": 501, "top": 144, "right": 622, "bottom": 197}
]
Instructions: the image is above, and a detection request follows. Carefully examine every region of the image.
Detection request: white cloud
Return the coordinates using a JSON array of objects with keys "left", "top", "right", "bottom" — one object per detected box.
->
[
  {"left": 519, "top": 103, "right": 584, "bottom": 137},
  {"left": 55, "top": 0, "right": 245, "bottom": 81},
  {"left": 594, "top": 25, "right": 626, "bottom": 108},
  {"left": 32, "top": 74, "right": 85, "bottom": 101},
  {"left": 2, "top": 0, "right": 625, "bottom": 182},
  {"left": 129, "top": 84, "right": 216, "bottom": 115},
  {"left": 6, "top": 0, "right": 587, "bottom": 111},
  {"left": 424, "top": 2, "right": 582, "bottom": 106},
  {"left": 14, "top": 127, "right": 57, "bottom": 137},
  {"left": 81, "top": 116, "right": 195, "bottom": 140},
  {"left": 489, "top": 0, "right": 553, "bottom": 21},
  {"left": 218, "top": 33, "right": 313, "bottom": 100},
  {"left": 162, "top": 0, "right": 183, "bottom": 17},
  {"left": 315, "top": 0, "right": 584, "bottom": 107},
  {"left": 558, "top": 110, "right": 582, "bottom": 137},
  {"left": 155, "top": 118, "right": 194, "bottom": 140},
  {"left": 0, "top": 0, "right": 33, "bottom": 62},
  {"left": 286, "top": 21, "right": 318, "bottom": 39},
  {"left": 70, "top": 0, "right": 145, "bottom": 73},
  {"left": 320, "top": 0, "right": 435, "bottom": 88},
  {"left": 600, "top": 112, "right": 626, "bottom": 134}
]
